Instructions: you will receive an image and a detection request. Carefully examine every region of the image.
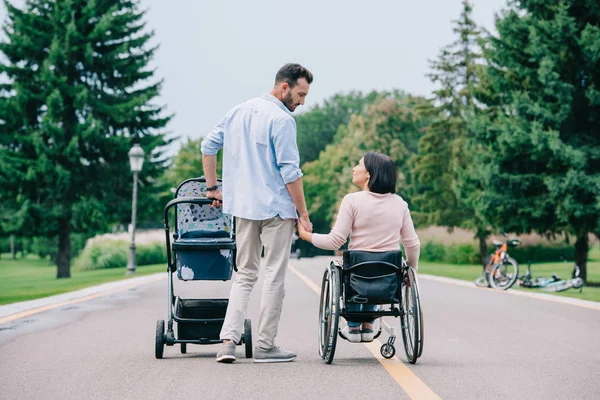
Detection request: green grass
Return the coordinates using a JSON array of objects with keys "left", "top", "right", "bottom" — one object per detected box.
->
[
  {"left": 0, "top": 255, "right": 166, "bottom": 305},
  {"left": 2, "top": 247, "right": 599, "bottom": 306},
  {"left": 419, "top": 259, "right": 600, "bottom": 302}
]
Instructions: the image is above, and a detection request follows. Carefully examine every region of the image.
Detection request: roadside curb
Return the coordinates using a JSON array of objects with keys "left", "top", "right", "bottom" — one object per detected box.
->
[
  {"left": 0, "top": 273, "right": 165, "bottom": 324},
  {"left": 419, "top": 273, "right": 600, "bottom": 310}
]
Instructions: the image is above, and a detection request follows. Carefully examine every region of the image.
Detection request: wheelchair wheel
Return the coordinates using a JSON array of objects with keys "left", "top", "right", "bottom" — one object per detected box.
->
[
  {"left": 415, "top": 275, "right": 424, "bottom": 358},
  {"left": 400, "top": 267, "right": 422, "bottom": 364},
  {"left": 318, "top": 267, "right": 340, "bottom": 364},
  {"left": 380, "top": 343, "right": 396, "bottom": 359},
  {"left": 180, "top": 343, "right": 187, "bottom": 354}
]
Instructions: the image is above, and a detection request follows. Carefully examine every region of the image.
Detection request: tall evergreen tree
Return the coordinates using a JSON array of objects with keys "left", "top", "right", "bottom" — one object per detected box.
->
[
  {"left": 0, "top": 0, "right": 171, "bottom": 277},
  {"left": 412, "top": 0, "right": 490, "bottom": 264},
  {"left": 469, "top": 0, "right": 600, "bottom": 281}
]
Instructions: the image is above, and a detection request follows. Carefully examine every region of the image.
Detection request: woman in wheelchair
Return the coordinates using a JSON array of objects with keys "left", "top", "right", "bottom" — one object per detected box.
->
[{"left": 297, "top": 152, "right": 420, "bottom": 343}]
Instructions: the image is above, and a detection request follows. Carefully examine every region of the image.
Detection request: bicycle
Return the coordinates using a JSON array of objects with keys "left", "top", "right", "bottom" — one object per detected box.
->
[
  {"left": 519, "top": 263, "right": 584, "bottom": 293},
  {"left": 474, "top": 233, "right": 520, "bottom": 290}
]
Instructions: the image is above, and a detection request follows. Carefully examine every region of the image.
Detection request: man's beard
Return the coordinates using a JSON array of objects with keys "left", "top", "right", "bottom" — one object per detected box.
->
[{"left": 282, "top": 92, "right": 296, "bottom": 112}]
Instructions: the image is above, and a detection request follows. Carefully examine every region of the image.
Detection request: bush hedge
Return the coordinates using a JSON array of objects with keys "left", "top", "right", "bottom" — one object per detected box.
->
[
  {"left": 74, "top": 240, "right": 166, "bottom": 270},
  {"left": 418, "top": 241, "right": 577, "bottom": 265}
]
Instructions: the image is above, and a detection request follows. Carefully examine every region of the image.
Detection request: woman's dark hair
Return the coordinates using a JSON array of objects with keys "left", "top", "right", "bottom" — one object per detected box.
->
[
  {"left": 275, "top": 63, "right": 313, "bottom": 88},
  {"left": 364, "top": 152, "right": 397, "bottom": 194}
]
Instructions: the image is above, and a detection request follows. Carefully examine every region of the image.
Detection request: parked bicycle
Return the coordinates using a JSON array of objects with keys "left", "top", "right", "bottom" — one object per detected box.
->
[
  {"left": 518, "top": 263, "right": 584, "bottom": 293},
  {"left": 474, "top": 233, "right": 520, "bottom": 290}
]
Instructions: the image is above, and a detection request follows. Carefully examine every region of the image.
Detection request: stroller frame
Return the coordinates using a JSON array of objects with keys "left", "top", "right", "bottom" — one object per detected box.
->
[{"left": 155, "top": 177, "right": 252, "bottom": 359}]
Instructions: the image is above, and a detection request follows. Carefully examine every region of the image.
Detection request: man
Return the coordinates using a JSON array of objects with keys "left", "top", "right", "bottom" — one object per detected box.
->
[{"left": 201, "top": 63, "right": 313, "bottom": 363}]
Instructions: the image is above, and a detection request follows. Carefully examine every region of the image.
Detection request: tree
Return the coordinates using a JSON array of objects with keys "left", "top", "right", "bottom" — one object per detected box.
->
[
  {"left": 296, "top": 91, "right": 393, "bottom": 163},
  {"left": 0, "top": 0, "right": 171, "bottom": 277},
  {"left": 469, "top": 0, "right": 600, "bottom": 281},
  {"left": 411, "top": 0, "right": 491, "bottom": 265},
  {"left": 162, "top": 137, "right": 222, "bottom": 190},
  {"left": 301, "top": 94, "right": 430, "bottom": 256}
]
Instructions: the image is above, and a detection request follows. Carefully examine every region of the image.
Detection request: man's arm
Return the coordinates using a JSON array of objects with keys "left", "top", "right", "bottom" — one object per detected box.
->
[
  {"left": 201, "top": 117, "right": 226, "bottom": 203},
  {"left": 272, "top": 118, "right": 312, "bottom": 232},
  {"left": 286, "top": 177, "right": 311, "bottom": 232}
]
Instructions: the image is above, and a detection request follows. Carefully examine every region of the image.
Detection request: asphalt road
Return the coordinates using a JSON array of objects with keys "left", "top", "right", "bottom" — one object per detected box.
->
[{"left": 1, "top": 256, "right": 598, "bottom": 399}]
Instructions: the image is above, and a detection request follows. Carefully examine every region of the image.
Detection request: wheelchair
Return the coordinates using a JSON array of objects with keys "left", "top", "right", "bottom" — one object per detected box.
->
[{"left": 318, "top": 250, "right": 424, "bottom": 364}]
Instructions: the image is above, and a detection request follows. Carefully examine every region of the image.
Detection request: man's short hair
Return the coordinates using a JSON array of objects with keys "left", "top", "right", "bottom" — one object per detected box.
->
[
  {"left": 364, "top": 152, "right": 397, "bottom": 194},
  {"left": 275, "top": 63, "right": 313, "bottom": 88}
]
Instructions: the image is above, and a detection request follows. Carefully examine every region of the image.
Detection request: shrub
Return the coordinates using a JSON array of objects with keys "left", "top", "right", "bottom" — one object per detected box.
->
[
  {"left": 420, "top": 241, "right": 446, "bottom": 262},
  {"left": 416, "top": 241, "right": 578, "bottom": 265},
  {"left": 136, "top": 242, "right": 167, "bottom": 266},
  {"left": 509, "top": 245, "right": 576, "bottom": 263},
  {"left": 74, "top": 240, "right": 166, "bottom": 270},
  {"left": 73, "top": 240, "right": 128, "bottom": 270},
  {"left": 446, "top": 243, "right": 479, "bottom": 265}
]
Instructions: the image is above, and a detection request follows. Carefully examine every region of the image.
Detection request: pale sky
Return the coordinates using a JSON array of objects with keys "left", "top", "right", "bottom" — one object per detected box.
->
[{"left": 1, "top": 0, "right": 508, "bottom": 155}]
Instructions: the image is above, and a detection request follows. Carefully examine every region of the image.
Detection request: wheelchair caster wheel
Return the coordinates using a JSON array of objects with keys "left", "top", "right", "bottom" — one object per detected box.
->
[{"left": 380, "top": 343, "right": 396, "bottom": 359}]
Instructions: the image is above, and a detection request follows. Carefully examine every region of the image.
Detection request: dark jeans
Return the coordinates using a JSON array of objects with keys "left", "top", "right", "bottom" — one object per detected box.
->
[{"left": 346, "top": 304, "right": 377, "bottom": 328}]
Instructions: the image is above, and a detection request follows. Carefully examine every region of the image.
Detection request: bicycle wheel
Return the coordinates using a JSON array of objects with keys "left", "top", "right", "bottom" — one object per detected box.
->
[
  {"left": 318, "top": 267, "right": 340, "bottom": 364},
  {"left": 400, "top": 267, "right": 421, "bottom": 364},
  {"left": 489, "top": 257, "right": 519, "bottom": 290}
]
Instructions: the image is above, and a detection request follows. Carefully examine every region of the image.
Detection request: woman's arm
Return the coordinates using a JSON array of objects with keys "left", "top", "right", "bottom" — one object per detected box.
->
[
  {"left": 297, "top": 195, "right": 353, "bottom": 251},
  {"left": 400, "top": 207, "right": 421, "bottom": 270}
]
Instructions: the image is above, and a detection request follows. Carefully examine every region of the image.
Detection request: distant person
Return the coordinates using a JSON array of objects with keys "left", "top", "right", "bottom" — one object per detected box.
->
[
  {"left": 297, "top": 152, "right": 420, "bottom": 342},
  {"left": 202, "top": 63, "right": 314, "bottom": 363}
]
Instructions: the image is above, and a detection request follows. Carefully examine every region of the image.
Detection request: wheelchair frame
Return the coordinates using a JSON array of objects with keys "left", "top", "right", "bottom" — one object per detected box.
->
[{"left": 318, "top": 256, "right": 424, "bottom": 364}]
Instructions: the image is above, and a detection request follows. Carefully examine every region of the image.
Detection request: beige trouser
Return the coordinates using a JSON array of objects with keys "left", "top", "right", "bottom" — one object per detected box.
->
[{"left": 219, "top": 216, "right": 295, "bottom": 349}]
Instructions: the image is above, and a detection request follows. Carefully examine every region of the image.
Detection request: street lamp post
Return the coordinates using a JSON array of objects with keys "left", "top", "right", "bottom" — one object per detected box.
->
[{"left": 126, "top": 143, "right": 145, "bottom": 275}]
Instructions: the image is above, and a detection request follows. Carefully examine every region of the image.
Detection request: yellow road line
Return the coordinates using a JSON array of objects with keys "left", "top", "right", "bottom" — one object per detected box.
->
[
  {"left": 0, "top": 274, "right": 164, "bottom": 325},
  {"left": 289, "top": 264, "right": 441, "bottom": 400}
]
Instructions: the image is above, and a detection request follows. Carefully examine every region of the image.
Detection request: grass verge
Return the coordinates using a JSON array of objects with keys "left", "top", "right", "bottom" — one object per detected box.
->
[
  {"left": 0, "top": 255, "right": 165, "bottom": 305},
  {"left": 419, "top": 259, "right": 600, "bottom": 303}
]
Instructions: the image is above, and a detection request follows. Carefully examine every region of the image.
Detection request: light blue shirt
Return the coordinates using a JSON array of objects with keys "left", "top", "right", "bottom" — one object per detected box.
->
[{"left": 201, "top": 93, "right": 303, "bottom": 220}]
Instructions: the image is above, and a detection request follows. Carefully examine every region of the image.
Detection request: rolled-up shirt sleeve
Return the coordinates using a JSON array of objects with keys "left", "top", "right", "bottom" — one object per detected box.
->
[
  {"left": 201, "top": 116, "right": 226, "bottom": 155},
  {"left": 272, "top": 118, "right": 303, "bottom": 184},
  {"left": 312, "top": 195, "right": 354, "bottom": 250}
]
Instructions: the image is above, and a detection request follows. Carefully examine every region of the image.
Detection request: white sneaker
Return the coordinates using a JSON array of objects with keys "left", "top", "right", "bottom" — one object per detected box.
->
[
  {"left": 361, "top": 328, "right": 375, "bottom": 342},
  {"left": 341, "top": 326, "right": 361, "bottom": 343}
]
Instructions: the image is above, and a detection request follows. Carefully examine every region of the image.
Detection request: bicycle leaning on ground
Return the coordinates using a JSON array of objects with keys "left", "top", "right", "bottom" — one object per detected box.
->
[
  {"left": 518, "top": 263, "right": 584, "bottom": 293},
  {"left": 474, "top": 233, "right": 521, "bottom": 290}
]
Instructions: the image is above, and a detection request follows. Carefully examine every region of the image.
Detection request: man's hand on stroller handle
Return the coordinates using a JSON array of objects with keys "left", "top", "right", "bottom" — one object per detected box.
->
[{"left": 207, "top": 189, "right": 223, "bottom": 207}]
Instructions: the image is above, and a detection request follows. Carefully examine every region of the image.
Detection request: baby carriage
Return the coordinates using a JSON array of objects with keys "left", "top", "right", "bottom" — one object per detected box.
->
[{"left": 155, "top": 177, "right": 252, "bottom": 359}]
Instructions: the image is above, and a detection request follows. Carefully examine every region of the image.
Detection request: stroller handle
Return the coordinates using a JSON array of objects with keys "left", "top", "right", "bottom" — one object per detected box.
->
[{"left": 163, "top": 197, "right": 220, "bottom": 224}]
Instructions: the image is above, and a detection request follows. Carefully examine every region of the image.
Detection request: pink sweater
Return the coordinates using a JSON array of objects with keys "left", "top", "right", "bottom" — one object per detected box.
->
[{"left": 311, "top": 191, "right": 421, "bottom": 269}]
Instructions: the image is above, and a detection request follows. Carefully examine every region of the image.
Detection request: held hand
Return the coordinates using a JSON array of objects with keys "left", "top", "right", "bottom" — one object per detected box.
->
[
  {"left": 296, "top": 219, "right": 308, "bottom": 240},
  {"left": 299, "top": 214, "right": 312, "bottom": 233},
  {"left": 207, "top": 190, "right": 223, "bottom": 208}
]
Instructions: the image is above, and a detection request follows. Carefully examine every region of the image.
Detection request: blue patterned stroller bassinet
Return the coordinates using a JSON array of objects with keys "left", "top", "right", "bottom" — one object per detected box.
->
[{"left": 171, "top": 178, "right": 235, "bottom": 281}]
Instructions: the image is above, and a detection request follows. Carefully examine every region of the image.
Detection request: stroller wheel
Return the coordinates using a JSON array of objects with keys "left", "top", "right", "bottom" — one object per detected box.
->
[
  {"left": 180, "top": 343, "right": 187, "bottom": 354},
  {"left": 155, "top": 320, "right": 165, "bottom": 359},
  {"left": 244, "top": 319, "right": 253, "bottom": 358}
]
